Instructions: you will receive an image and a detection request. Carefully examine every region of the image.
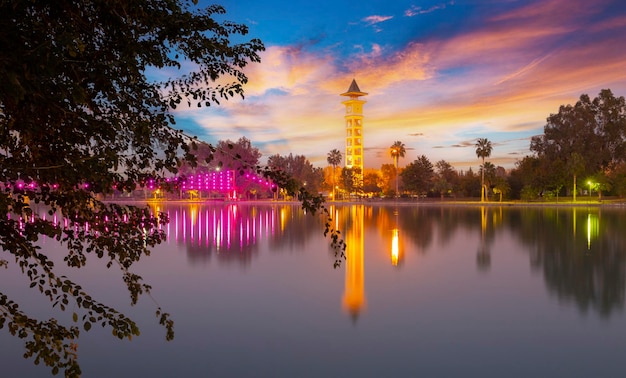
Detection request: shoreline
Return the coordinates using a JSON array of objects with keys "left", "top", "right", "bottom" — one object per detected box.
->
[{"left": 107, "top": 197, "right": 626, "bottom": 207}]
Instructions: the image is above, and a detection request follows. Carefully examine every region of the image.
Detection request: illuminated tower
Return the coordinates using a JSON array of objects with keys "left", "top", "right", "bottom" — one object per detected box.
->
[{"left": 341, "top": 79, "right": 368, "bottom": 177}]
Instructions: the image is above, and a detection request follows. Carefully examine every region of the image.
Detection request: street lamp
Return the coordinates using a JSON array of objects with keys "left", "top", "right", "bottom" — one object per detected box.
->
[{"left": 587, "top": 180, "right": 593, "bottom": 199}]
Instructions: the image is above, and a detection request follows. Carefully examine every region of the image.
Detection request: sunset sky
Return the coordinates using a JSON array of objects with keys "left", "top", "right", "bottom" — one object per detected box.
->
[{"left": 172, "top": 0, "right": 626, "bottom": 171}]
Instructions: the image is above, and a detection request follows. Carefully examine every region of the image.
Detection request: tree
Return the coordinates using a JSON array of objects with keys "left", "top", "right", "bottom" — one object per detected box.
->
[
  {"left": 587, "top": 171, "right": 612, "bottom": 200},
  {"left": 510, "top": 155, "right": 551, "bottom": 200},
  {"left": 458, "top": 168, "right": 481, "bottom": 198},
  {"left": 215, "top": 136, "right": 262, "bottom": 172},
  {"left": 340, "top": 167, "right": 363, "bottom": 197},
  {"left": 380, "top": 164, "right": 397, "bottom": 196},
  {"left": 479, "top": 161, "right": 497, "bottom": 201},
  {"left": 327, "top": 149, "right": 342, "bottom": 200},
  {"left": 362, "top": 171, "right": 382, "bottom": 196},
  {"left": 530, "top": 90, "right": 626, "bottom": 192},
  {"left": 609, "top": 162, "right": 626, "bottom": 197},
  {"left": 267, "top": 153, "right": 323, "bottom": 195},
  {"left": 567, "top": 152, "right": 586, "bottom": 202},
  {"left": 492, "top": 176, "right": 511, "bottom": 202},
  {"left": 401, "top": 155, "right": 434, "bottom": 196},
  {"left": 433, "top": 177, "right": 451, "bottom": 199},
  {"left": 475, "top": 138, "right": 493, "bottom": 202},
  {"left": 435, "top": 160, "right": 458, "bottom": 198},
  {"left": 389, "top": 141, "right": 406, "bottom": 197},
  {"left": 0, "top": 1, "right": 266, "bottom": 375}
]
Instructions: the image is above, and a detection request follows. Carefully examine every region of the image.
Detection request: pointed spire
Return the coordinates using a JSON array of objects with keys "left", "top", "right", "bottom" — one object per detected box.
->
[
  {"left": 341, "top": 79, "right": 368, "bottom": 97},
  {"left": 347, "top": 79, "right": 361, "bottom": 93}
]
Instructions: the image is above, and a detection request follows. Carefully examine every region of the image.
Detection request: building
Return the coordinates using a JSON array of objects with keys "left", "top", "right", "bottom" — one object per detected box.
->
[{"left": 341, "top": 79, "right": 368, "bottom": 177}]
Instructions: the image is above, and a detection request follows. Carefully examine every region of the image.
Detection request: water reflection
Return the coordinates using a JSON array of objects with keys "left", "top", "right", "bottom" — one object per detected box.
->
[
  {"left": 509, "top": 207, "right": 626, "bottom": 317},
  {"left": 338, "top": 205, "right": 366, "bottom": 321},
  {"left": 35, "top": 203, "right": 626, "bottom": 318},
  {"left": 148, "top": 203, "right": 321, "bottom": 266}
]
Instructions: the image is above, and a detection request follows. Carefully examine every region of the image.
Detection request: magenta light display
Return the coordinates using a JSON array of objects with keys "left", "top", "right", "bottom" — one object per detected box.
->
[
  {"left": 146, "top": 171, "right": 275, "bottom": 192},
  {"left": 7, "top": 171, "right": 275, "bottom": 193},
  {"left": 180, "top": 171, "right": 235, "bottom": 191}
]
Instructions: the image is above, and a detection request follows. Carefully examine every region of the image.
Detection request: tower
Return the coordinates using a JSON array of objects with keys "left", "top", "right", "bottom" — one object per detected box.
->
[{"left": 341, "top": 79, "right": 368, "bottom": 177}]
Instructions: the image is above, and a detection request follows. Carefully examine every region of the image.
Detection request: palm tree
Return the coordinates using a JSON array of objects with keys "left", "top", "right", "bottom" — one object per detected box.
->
[
  {"left": 492, "top": 176, "right": 510, "bottom": 202},
  {"left": 389, "top": 141, "right": 406, "bottom": 197},
  {"left": 327, "top": 149, "right": 342, "bottom": 200},
  {"left": 475, "top": 138, "right": 493, "bottom": 202}
]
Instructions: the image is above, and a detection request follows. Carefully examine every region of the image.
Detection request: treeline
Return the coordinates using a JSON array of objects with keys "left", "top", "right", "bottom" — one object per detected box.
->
[
  {"left": 357, "top": 90, "right": 626, "bottom": 200},
  {"left": 332, "top": 89, "right": 626, "bottom": 201},
  {"left": 184, "top": 89, "right": 626, "bottom": 201}
]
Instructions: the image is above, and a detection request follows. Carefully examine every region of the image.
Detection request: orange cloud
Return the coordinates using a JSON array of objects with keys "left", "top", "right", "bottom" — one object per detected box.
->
[{"left": 180, "top": 0, "right": 626, "bottom": 171}]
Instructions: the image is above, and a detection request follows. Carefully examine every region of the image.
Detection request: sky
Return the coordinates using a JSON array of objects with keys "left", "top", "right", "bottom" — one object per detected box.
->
[{"left": 170, "top": 0, "right": 626, "bottom": 171}]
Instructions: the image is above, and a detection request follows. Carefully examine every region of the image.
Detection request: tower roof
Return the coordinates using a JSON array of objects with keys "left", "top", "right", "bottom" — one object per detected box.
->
[{"left": 341, "top": 79, "right": 368, "bottom": 97}]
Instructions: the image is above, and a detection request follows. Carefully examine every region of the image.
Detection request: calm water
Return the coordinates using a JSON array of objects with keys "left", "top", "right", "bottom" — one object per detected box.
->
[{"left": 2, "top": 203, "right": 626, "bottom": 377}]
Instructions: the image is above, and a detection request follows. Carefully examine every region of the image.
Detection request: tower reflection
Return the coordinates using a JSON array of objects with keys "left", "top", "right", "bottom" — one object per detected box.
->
[{"left": 341, "top": 205, "right": 366, "bottom": 322}]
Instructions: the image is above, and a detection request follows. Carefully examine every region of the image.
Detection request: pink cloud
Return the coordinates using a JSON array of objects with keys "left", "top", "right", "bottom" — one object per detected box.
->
[
  {"left": 362, "top": 15, "right": 393, "bottom": 25},
  {"left": 405, "top": 2, "right": 453, "bottom": 17}
]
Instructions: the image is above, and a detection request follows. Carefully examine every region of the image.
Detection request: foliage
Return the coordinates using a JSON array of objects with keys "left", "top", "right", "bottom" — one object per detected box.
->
[
  {"left": 400, "top": 155, "right": 434, "bottom": 195},
  {"left": 362, "top": 171, "right": 382, "bottom": 195},
  {"left": 214, "top": 137, "right": 263, "bottom": 171},
  {"left": 457, "top": 168, "right": 481, "bottom": 197},
  {"left": 340, "top": 167, "right": 363, "bottom": 196},
  {"left": 492, "top": 176, "right": 511, "bottom": 202},
  {"left": 0, "top": 1, "right": 346, "bottom": 376},
  {"left": 531, "top": 90, "right": 626, "bottom": 175},
  {"left": 478, "top": 161, "right": 497, "bottom": 201},
  {"left": 475, "top": 138, "right": 493, "bottom": 201},
  {"left": 0, "top": 0, "right": 261, "bottom": 374},
  {"left": 379, "top": 164, "right": 396, "bottom": 195},
  {"left": 267, "top": 153, "right": 323, "bottom": 193},
  {"left": 433, "top": 177, "right": 451, "bottom": 199},
  {"left": 389, "top": 141, "right": 406, "bottom": 195},
  {"left": 475, "top": 138, "right": 493, "bottom": 161},
  {"left": 327, "top": 149, "right": 342, "bottom": 168},
  {"left": 587, "top": 171, "right": 612, "bottom": 200},
  {"left": 530, "top": 89, "right": 626, "bottom": 200},
  {"left": 435, "top": 160, "right": 458, "bottom": 184},
  {"left": 520, "top": 185, "right": 540, "bottom": 201},
  {"left": 326, "top": 149, "right": 342, "bottom": 199},
  {"left": 609, "top": 162, "right": 626, "bottom": 197},
  {"left": 389, "top": 141, "right": 406, "bottom": 163},
  {"left": 434, "top": 160, "right": 458, "bottom": 198}
]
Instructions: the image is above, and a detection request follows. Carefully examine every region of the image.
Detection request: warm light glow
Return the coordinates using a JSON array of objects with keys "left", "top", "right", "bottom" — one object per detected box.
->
[
  {"left": 391, "top": 228, "right": 399, "bottom": 266},
  {"left": 280, "top": 208, "right": 286, "bottom": 231},
  {"left": 342, "top": 205, "right": 366, "bottom": 320}
]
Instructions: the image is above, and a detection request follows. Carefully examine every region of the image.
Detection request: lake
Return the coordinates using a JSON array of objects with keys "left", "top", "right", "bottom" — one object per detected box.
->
[{"left": 2, "top": 203, "right": 626, "bottom": 377}]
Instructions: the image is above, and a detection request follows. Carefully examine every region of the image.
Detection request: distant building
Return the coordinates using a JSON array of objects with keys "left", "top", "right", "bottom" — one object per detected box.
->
[{"left": 341, "top": 79, "right": 368, "bottom": 176}]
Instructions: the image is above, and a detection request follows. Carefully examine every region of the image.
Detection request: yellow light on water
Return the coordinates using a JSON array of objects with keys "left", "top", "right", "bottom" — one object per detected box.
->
[{"left": 587, "top": 212, "right": 600, "bottom": 249}]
